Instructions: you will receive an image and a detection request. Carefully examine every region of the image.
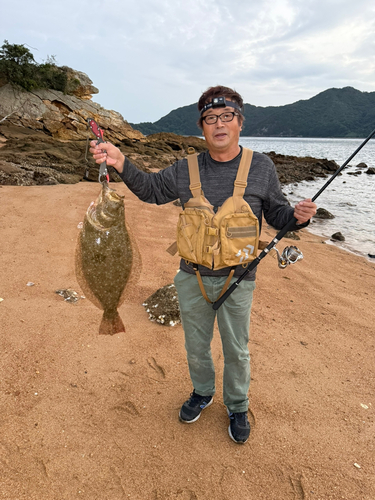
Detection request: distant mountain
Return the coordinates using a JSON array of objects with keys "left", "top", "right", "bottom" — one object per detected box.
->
[{"left": 131, "top": 87, "right": 375, "bottom": 138}]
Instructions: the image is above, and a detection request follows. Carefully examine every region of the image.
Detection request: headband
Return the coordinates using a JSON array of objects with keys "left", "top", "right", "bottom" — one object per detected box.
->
[{"left": 200, "top": 96, "right": 243, "bottom": 116}]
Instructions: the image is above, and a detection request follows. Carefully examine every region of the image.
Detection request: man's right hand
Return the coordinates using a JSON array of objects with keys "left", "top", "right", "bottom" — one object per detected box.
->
[{"left": 89, "top": 140, "right": 125, "bottom": 174}]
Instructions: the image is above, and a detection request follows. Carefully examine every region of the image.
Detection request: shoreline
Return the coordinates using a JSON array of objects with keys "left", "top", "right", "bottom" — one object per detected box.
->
[{"left": 302, "top": 223, "right": 375, "bottom": 263}]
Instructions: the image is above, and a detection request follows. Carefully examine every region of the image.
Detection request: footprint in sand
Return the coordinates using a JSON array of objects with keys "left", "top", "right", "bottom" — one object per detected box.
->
[
  {"left": 112, "top": 401, "right": 140, "bottom": 416},
  {"left": 147, "top": 357, "right": 166, "bottom": 379}
]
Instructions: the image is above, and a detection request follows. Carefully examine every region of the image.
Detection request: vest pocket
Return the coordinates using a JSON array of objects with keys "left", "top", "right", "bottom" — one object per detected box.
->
[
  {"left": 177, "top": 209, "right": 212, "bottom": 267},
  {"left": 217, "top": 213, "right": 259, "bottom": 267}
]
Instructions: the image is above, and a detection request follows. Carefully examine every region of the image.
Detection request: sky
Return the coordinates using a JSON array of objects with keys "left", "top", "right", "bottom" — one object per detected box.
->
[{"left": 3, "top": 0, "right": 375, "bottom": 123}]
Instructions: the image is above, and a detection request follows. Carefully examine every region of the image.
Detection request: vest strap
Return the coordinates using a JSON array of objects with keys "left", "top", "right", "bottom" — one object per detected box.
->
[
  {"left": 187, "top": 154, "right": 202, "bottom": 198},
  {"left": 233, "top": 148, "right": 253, "bottom": 197},
  {"left": 192, "top": 265, "right": 235, "bottom": 304},
  {"left": 187, "top": 148, "right": 254, "bottom": 199}
]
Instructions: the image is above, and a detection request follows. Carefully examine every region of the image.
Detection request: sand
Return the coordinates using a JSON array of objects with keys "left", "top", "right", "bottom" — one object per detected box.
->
[{"left": 0, "top": 182, "right": 374, "bottom": 500}]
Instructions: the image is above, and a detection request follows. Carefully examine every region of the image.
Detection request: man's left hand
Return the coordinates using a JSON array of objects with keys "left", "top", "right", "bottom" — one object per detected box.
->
[{"left": 294, "top": 198, "right": 317, "bottom": 224}]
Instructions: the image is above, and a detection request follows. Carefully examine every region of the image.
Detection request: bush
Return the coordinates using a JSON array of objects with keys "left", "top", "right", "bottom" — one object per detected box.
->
[{"left": 0, "top": 40, "right": 77, "bottom": 94}]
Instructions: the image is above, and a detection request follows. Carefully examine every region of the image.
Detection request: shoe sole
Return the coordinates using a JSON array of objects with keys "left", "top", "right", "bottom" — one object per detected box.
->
[{"left": 179, "top": 397, "right": 213, "bottom": 424}]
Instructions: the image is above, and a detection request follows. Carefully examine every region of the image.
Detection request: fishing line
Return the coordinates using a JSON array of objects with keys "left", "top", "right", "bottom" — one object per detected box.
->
[{"left": 212, "top": 127, "right": 375, "bottom": 310}]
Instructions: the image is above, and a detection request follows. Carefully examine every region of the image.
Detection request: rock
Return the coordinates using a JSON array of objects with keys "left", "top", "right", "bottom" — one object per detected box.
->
[
  {"left": 347, "top": 171, "right": 362, "bottom": 176},
  {"left": 143, "top": 284, "right": 181, "bottom": 326},
  {"left": 267, "top": 152, "right": 339, "bottom": 185},
  {"left": 63, "top": 68, "right": 99, "bottom": 100},
  {"left": 314, "top": 208, "right": 335, "bottom": 219},
  {"left": 284, "top": 231, "right": 300, "bottom": 240},
  {"left": 356, "top": 162, "right": 368, "bottom": 169},
  {"left": 331, "top": 232, "right": 345, "bottom": 241},
  {"left": 365, "top": 167, "right": 375, "bottom": 175}
]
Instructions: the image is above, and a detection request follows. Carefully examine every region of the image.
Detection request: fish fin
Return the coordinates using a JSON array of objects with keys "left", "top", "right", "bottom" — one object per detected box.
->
[{"left": 99, "top": 311, "right": 125, "bottom": 335}]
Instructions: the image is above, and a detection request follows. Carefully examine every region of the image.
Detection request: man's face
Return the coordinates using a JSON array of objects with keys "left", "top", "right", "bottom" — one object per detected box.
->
[{"left": 201, "top": 102, "right": 243, "bottom": 156}]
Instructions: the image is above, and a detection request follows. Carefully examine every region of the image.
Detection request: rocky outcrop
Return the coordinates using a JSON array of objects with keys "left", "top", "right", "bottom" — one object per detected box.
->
[
  {"left": 0, "top": 125, "right": 208, "bottom": 185},
  {"left": 63, "top": 67, "right": 99, "bottom": 100},
  {"left": 267, "top": 151, "right": 339, "bottom": 184},
  {"left": 0, "top": 73, "right": 208, "bottom": 185},
  {"left": 0, "top": 82, "right": 144, "bottom": 142}
]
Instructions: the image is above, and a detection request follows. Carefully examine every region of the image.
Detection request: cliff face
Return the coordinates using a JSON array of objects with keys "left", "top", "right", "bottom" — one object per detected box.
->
[{"left": 0, "top": 79, "right": 144, "bottom": 143}]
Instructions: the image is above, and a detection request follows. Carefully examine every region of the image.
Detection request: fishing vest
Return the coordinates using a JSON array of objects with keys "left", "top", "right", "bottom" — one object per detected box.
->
[{"left": 171, "top": 148, "right": 260, "bottom": 302}]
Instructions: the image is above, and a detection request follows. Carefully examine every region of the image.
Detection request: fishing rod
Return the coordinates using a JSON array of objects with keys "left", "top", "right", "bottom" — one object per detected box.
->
[{"left": 212, "top": 127, "right": 375, "bottom": 310}]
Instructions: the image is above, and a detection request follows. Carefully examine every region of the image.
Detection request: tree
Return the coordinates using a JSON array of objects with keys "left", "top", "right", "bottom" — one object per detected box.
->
[{"left": 0, "top": 40, "right": 39, "bottom": 90}]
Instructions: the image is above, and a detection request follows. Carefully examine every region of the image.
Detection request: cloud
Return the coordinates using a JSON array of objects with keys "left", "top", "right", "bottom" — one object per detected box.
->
[{"left": 2, "top": 0, "right": 375, "bottom": 122}]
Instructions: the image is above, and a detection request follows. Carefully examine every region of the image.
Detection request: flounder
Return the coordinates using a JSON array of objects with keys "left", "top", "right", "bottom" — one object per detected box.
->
[{"left": 76, "top": 183, "right": 132, "bottom": 335}]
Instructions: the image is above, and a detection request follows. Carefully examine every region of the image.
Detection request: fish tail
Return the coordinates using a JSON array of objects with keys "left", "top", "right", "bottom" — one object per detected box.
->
[{"left": 99, "top": 311, "right": 125, "bottom": 335}]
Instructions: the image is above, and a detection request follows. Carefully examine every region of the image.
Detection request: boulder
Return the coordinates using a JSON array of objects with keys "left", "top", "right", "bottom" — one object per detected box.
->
[
  {"left": 313, "top": 208, "right": 335, "bottom": 219},
  {"left": 62, "top": 67, "right": 99, "bottom": 100},
  {"left": 365, "top": 168, "right": 375, "bottom": 175},
  {"left": 284, "top": 231, "right": 300, "bottom": 240},
  {"left": 331, "top": 232, "right": 345, "bottom": 241}
]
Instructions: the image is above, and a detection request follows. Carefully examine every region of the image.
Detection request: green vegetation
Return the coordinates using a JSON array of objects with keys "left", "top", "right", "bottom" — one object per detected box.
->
[
  {"left": 131, "top": 87, "right": 375, "bottom": 138},
  {"left": 0, "top": 40, "right": 79, "bottom": 94}
]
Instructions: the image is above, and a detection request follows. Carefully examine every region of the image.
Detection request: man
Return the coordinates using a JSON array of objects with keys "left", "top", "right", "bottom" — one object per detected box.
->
[{"left": 90, "top": 86, "right": 317, "bottom": 444}]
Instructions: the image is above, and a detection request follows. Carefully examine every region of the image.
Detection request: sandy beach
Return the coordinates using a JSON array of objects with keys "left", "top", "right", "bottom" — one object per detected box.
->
[{"left": 0, "top": 182, "right": 374, "bottom": 500}]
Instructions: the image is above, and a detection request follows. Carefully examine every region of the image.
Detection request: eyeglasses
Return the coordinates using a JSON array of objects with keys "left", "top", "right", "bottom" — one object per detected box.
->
[{"left": 202, "top": 111, "right": 239, "bottom": 125}]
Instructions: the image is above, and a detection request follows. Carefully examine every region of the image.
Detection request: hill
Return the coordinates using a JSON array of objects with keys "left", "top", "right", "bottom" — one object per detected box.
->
[{"left": 131, "top": 87, "right": 375, "bottom": 138}]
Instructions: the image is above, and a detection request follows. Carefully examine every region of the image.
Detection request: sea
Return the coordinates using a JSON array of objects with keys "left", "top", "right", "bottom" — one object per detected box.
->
[{"left": 238, "top": 137, "right": 375, "bottom": 261}]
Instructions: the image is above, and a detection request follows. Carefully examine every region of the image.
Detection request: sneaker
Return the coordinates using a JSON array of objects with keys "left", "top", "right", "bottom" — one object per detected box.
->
[
  {"left": 179, "top": 391, "right": 213, "bottom": 423},
  {"left": 227, "top": 410, "right": 250, "bottom": 443}
]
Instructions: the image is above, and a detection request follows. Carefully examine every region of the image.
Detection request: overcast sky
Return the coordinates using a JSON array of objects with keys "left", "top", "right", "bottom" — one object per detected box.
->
[{"left": 3, "top": 0, "right": 375, "bottom": 123}]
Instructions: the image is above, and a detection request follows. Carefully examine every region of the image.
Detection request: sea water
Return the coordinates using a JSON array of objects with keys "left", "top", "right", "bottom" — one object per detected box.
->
[{"left": 239, "top": 137, "right": 375, "bottom": 260}]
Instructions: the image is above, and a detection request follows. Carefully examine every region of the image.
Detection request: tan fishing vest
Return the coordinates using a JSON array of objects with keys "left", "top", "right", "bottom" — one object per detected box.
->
[
  {"left": 176, "top": 148, "right": 259, "bottom": 272},
  {"left": 167, "top": 148, "right": 262, "bottom": 302},
  {"left": 167, "top": 148, "right": 261, "bottom": 302}
]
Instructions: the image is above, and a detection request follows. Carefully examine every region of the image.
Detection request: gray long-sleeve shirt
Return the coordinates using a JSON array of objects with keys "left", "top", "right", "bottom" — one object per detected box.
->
[{"left": 119, "top": 147, "right": 307, "bottom": 280}]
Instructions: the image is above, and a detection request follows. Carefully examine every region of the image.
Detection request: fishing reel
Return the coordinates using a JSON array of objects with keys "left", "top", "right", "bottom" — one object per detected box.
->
[{"left": 271, "top": 245, "right": 303, "bottom": 269}]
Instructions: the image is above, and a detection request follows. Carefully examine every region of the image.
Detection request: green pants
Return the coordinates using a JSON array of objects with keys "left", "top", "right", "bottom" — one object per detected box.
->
[{"left": 174, "top": 270, "right": 256, "bottom": 413}]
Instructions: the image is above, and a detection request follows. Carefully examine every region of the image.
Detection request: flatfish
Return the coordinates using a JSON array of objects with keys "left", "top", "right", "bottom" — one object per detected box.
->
[{"left": 76, "top": 183, "right": 132, "bottom": 335}]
